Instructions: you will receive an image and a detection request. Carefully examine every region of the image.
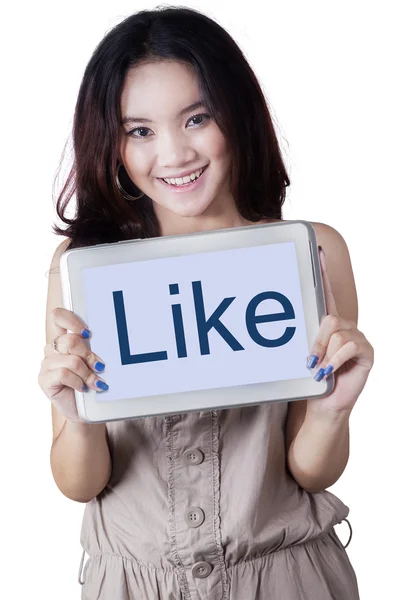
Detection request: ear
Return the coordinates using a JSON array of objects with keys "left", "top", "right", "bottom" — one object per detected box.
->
[
  {"left": 116, "top": 154, "right": 125, "bottom": 170},
  {"left": 117, "top": 138, "right": 125, "bottom": 164}
]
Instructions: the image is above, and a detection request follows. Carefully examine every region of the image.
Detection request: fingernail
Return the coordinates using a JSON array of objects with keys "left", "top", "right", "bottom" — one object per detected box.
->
[
  {"left": 324, "top": 364, "right": 333, "bottom": 376},
  {"left": 314, "top": 368, "right": 325, "bottom": 382},
  {"left": 94, "top": 361, "right": 105, "bottom": 372},
  {"left": 96, "top": 380, "right": 109, "bottom": 391},
  {"left": 81, "top": 328, "right": 91, "bottom": 338},
  {"left": 82, "top": 384, "right": 89, "bottom": 392},
  {"left": 307, "top": 354, "right": 319, "bottom": 369}
]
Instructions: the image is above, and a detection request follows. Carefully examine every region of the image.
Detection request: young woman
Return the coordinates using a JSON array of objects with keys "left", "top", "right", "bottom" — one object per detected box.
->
[{"left": 38, "top": 6, "right": 374, "bottom": 599}]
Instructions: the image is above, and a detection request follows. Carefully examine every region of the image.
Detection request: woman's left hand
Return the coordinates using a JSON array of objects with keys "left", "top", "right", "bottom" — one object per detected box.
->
[{"left": 306, "top": 246, "right": 374, "bottom": 414}]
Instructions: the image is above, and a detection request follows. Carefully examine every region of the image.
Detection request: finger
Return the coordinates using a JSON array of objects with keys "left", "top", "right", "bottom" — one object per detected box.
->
[
  {"left": 41, "top": 365, "right": 90, "bottom": 395},
  {"left": 44, "top": 332, "right": 106, "bottom": 373},
  {"left": 43, "top": 354, "right": 109, "bottom": 392},
  {"left": 314, "top": 337, "right": 363, "bottom": 381},
  {"left": 49, "top": 307, "right": 91, "bottom": 340},
  {"left": 307, "top": 314, "right": 356, "bottom": 369},
  {"left": 313, "top": 340, "right": 358, "bottom": 381},
  {"left": 318, "top": 246, "right": 339, "bottom": 318},
  {"left": 313, "top": 329, "right": 372, "bottom": 380}
]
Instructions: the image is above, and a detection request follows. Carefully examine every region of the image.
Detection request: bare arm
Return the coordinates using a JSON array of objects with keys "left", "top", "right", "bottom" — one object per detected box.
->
[
  {"left": 286, "top": 223, "right": 358, "bottom": 493},
  {"left": 45, "top": 239, "right": 112, "bottom": 503},
  {"left": 286, "top": 402, "right": 350, "bottom": 493},
  {"left": 51, "top": 419, "right": 112, "bottom": 503}
]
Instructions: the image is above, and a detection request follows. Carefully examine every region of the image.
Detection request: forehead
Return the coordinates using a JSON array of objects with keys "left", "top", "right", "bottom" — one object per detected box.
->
[{"left": 120, "top": 60, "right": 201, "bottom": 118}]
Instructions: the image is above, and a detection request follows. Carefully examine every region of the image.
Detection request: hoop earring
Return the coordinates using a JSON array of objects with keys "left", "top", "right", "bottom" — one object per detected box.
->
[{"left": 116, "top": 164, "right": 144, "bottom": 201}]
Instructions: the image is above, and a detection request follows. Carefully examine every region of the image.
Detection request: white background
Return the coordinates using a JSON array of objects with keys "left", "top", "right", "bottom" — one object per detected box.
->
[{"left": 1, "top": 1, "right": 398, "bottom": 598}]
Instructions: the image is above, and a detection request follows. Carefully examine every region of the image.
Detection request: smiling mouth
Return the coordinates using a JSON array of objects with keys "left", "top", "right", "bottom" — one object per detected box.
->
[{"left": 157, "top": 165, "right": 208, "bottom": 187}]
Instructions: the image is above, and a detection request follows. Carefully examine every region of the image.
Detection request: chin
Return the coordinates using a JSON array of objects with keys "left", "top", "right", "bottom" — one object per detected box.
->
[{"left": 157, "top": 197, "right": 216, "bottom": 219}]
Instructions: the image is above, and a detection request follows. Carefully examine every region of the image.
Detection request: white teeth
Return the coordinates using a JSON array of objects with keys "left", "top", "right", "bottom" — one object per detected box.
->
[{"left": 162, "top": 167, "right": 205, "bottom": 186}]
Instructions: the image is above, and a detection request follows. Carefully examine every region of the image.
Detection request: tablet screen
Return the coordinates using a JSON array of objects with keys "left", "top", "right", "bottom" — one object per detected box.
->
[{"left": 82, "top": 241, "right": 312, "bottom": 401}]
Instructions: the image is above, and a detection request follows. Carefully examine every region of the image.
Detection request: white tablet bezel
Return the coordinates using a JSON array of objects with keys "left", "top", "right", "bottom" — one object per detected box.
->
[{"left": 59, "top": 219, "right": 334, "bottom": 423}]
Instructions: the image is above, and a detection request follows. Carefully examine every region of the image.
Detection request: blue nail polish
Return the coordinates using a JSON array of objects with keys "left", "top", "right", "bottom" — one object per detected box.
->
[
  {"left": 324, "top": 364, "right": 333, "bottom": 376},
  {"left": 314, "top": 368, "right": 325, "bottom": 382},
  {"left": 96, "top": 380, "right": 109, "bottom": 391},
  {"left": 81, "top": 328, "right": 91, "bottom": 339},
  {"left": 307, "top": 354, "right": 318, "bottom": 369},
  {"left": 94, "top": 361, "right": 105, "bottom": 372},
  {"left": 82, "top": 384, "right": 89, "bottom": 393}
]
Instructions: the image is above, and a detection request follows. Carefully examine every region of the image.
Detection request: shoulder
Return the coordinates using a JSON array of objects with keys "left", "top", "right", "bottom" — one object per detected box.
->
[
  {"left": 266, "top": 218, "right": 348, "bottom": 248},
  {"left": 261, "top": 217, "right": 349, "bottom": 249},
  {"left": 309, "top": 221, "right": 358, "bottom": 324},
  {"left": 48, "top": 238, "right": 72, "bottom": 275},
  {"left": 310, "top": 220, "right": 348, "bottom": 249},
  {"left": 52, "top": 238, "right": 72, "bottom": 260}
]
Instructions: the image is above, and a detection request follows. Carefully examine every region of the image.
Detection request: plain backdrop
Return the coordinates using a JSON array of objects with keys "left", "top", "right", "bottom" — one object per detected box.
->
[{"left": 1, "top": 0, "right": 398, "bottom": 598}]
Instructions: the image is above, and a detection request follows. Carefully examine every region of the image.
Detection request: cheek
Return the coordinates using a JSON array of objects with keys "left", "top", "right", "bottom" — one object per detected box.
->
[
  {"left": 208, "top": 130, "right": 231, "bottom": 165},
  {"left": 121, "top": 144, "right": 150, "bottom": 177},
  {"left": 196, "top": 122, "right": 230, "bottom": 162}
]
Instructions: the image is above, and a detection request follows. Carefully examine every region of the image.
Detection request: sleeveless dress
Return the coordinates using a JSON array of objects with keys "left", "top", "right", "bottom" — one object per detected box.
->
[{"left": 78, "top": 401, "right": 360, "bottom": 599}]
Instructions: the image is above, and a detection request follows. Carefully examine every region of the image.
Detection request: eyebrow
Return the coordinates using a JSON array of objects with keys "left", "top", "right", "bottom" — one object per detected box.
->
[{"left": 121, "top": 101, "right": 206, "bottom": 125}]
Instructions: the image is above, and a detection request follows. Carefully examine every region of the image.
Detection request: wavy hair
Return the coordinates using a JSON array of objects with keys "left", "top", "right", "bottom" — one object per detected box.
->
[{"left": 52, "top": 5, "right": 290, "bottom": 249}]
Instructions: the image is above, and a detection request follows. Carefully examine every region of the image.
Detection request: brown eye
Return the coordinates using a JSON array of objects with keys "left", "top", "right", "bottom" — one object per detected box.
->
[
  {"left": 187, "top": 113, "right": 210, "bottom": 127},
  {"left": 128, "top": 127, "right": 151, "bottom": 138}
]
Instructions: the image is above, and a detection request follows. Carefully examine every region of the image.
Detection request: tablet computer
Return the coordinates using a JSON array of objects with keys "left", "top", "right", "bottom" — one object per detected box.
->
[{"left": 59, "top": 219, "right": 334, "bottom": 423}]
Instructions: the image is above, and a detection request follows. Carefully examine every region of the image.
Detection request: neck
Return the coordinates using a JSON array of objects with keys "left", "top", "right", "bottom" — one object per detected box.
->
[{"left": 153, "top": 191, "right": 261, "bottom": 237}]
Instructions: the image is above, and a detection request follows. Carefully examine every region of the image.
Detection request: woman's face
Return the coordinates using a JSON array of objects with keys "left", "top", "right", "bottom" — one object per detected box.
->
[{"left": 119, "top": 60, "right": 238, "bottom": 234}]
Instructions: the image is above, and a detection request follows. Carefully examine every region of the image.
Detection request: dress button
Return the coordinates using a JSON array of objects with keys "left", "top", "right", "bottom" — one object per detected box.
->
[
  {"left": 191, "top": 561, "right": 213, "bottom": 579},
  {"left": 183, "top": 448, "right": 204, "bottom": 465},
  {"left": 184, "top": 506, "right": 205, "bottom": 528}
]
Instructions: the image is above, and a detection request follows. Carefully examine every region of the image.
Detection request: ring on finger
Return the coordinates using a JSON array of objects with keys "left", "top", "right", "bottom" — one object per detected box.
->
[{"left": 52, "top": 337, "right": 61, "bottom": 354}]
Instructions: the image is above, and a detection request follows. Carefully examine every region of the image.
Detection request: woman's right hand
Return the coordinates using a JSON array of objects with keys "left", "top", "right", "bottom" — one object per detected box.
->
[{"left": 38, "top": 307, "right": 108, "bottom": 423}]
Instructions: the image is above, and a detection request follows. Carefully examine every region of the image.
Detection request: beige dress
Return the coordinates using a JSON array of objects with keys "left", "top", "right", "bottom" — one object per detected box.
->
[{"left": 78, "top": 401, "right": 359, "bottom": 599}]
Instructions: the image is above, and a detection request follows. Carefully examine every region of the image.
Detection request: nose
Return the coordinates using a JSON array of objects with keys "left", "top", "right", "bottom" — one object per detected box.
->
[{"left": 156, "top": 130, "right": 197, "bottom": 169}]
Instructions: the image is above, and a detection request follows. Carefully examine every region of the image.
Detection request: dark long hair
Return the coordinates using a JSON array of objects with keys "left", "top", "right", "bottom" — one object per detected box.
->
[{"left": 52, "top": 5, "right": 290, "bottom": 249}]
